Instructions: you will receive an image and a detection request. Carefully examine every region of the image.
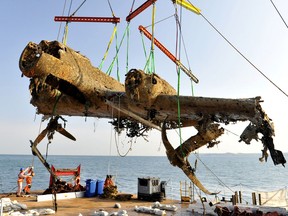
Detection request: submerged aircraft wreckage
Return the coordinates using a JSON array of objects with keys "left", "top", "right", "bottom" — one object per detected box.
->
[{"left": 19, "top": 39, "right": 286, "bottom": 195}]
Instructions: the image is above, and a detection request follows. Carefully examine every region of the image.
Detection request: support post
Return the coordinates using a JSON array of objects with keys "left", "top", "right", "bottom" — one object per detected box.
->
[
  {"left": 252, "top": 192, "right": 257, "bottom": 205},
  {"left": 232, "top": 195, "right": 236, "bottom": 205},
  {"left": 234, "top": 191, "right": 239, "bottom": 204},
  {"left": 239, "top": 191, "right": 242, "bottom": 203},
  {"left": 258, "top": 193, "right": 262, "bottom": 205}
]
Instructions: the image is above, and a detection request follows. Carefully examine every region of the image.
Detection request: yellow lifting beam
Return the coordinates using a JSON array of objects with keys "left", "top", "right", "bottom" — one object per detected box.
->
[{"left": 173, "top": 0, "right": 201, "bottom": 15}]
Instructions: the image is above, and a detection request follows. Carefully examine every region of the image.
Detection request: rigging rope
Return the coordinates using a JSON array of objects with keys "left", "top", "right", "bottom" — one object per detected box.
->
[
  {"left": 174, "top": 2, "right": 192, "bottom": 158},
  {"left": 143, "top": 3, "right": 156, "bottom": 74},
  {"left": 57, "top": 0, "right": 68, "bottom": 41},
  {"left": 125, "top": 24, "right": 130, "bottom": 74},
  {"left": 105, "top": 0, "right": 132, "bottom": 79},
  {"left": 129, "top": 0, "right": 136, "bottom": 14},
  {"left": 141, "top": 33, "right": 149, "bottom": 61},
  {"left": 62, "top": 0, "right": 73, "bottom": 45},
  {"left": 62, "top": 24, "right": 69, "bottom": 45},
  {"left": 107, "top": 0, "right": 114, "bottom": 16},
  {"left": 176, "top": 67, "right": 184, "bottom": 156},
  {"left": 107, "top": 0, "right": 125, "bottom": 77},
  {"left": 145, "top": 14, "right": 175, "bottom": 28},
  {"left": 98, "top": 24, "right": 118, "bottom": 70},
  {"left": 198, "top": 13, "right": 288, "bottom": 98},
  {"left": 61, "top": 0, "right": 87, "bottom": 45},
  {"left": 224, "top": 128, "right": 239, "bottom": 137},
  {"left": 70, "top": 0, "right": 86, "bottom": 16},
  {"left": 269, "top": 0, "right": 288, "bottom": 29},
  {"left": 182, "top": 0, "right": 288, "bottom": 98},
  {"left": 115, "top": 28, "right": 120, "bottom": 81},
  {"left": 106, "top": 24, "right": 130, "bottom": 79},
  {"left": 172, "top": 2, "right": 282, "bottom": 195},
  {"left": 193, "top": 152, "right": 236, "bottom": 194},
  {"left": 99, "top": 0, "right": 121, "bottom": 80}
]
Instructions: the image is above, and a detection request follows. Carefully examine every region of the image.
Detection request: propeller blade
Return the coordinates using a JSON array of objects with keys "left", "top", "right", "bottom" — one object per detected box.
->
[
  {"left": 33, "top": 128, "right": 48, "bottom": 146},
  {"left": 56, "top": 127, "right": 76, "bottom": 141}
]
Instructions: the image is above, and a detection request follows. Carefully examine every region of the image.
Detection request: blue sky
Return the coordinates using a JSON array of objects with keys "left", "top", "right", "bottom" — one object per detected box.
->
[{"left": 1, "top": 0, "right": 288, "bottom": 156}]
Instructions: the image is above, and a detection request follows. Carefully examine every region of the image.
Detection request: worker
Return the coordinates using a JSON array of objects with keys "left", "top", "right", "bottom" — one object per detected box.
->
[
  {"left": 74, "top": 172, "right": 80, "bottom": 186},
  {"left": 16, "top": 167, "right": 29, "bottom": 197},
  {"left": 104, "top": 175, "right": 114, "bottom": 188},
  {"left": 23, "top": 167, "right": 35, "bottom": 195}
]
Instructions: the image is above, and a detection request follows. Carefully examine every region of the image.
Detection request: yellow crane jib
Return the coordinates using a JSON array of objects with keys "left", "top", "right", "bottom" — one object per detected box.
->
[{"left": 173, "top": 0, "right": 201, "bottom": 15}]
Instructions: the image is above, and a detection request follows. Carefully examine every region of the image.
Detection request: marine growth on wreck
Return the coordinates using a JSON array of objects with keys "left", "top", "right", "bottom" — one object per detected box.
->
[{"left": 19, "top": 40, "right": 286, "bottom": 194}]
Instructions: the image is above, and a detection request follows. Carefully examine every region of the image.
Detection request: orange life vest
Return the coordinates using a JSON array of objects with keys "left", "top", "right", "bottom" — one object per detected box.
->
[{"left": 18, "top": 172, "right": 25, "bottom": 182}]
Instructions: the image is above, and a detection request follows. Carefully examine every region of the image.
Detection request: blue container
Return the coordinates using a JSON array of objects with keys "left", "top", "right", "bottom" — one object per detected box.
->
[
  {"left": 96, "top": 180, "right": 104, "bottom": 195},
  {"left": 85, "top": 179, "right": 96, "bottom": 197}
]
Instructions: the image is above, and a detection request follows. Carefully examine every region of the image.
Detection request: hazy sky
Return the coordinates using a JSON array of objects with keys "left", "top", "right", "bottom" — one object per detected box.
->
[{"left": 1, "top": 0, "right": 288, "bottom": 157}]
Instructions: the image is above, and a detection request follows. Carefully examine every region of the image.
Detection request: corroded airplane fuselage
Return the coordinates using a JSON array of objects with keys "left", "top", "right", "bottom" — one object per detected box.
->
[{"left": 19, "top": 40, "right": 286, "bottom": 195}]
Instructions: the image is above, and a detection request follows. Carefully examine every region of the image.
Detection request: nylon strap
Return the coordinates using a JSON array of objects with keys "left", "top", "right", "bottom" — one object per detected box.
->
[
  {"left": 99, "top": 24, "right": 118, "bottom": 70},
  {"left": 106, "top": 23, "right": 130, "bottom": 80},
  {"left": 144, "top": 3, "right": 156, "bottom": 74},
  {"left": 176, "top": 67, "right": 184, "bottom": 157},
  {"left": 62, "top": 23, "right": 69, "bottom": 45}
]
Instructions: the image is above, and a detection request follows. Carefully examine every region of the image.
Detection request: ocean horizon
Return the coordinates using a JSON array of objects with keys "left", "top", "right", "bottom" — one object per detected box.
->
[{"left": 1, "top": 153, "right": 287, "bottom": 203}]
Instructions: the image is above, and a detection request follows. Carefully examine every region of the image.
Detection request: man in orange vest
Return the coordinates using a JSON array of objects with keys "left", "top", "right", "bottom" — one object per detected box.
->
[
  {"left": 23, "top": 167, "right": 35, "bottom": 195},
  {"left": 16, "top": 167, "right": 29, "bottom": 197}
]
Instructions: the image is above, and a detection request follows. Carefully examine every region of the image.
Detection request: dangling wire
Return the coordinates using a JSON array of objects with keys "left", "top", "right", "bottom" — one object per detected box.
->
[{"left": 113, "top": 94, "right": 132, "bottom": 157}]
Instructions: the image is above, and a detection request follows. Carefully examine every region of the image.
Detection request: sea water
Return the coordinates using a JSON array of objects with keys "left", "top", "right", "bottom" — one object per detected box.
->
[{"left": 0, "top": 153, "right": 287, "bottom": 204}]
